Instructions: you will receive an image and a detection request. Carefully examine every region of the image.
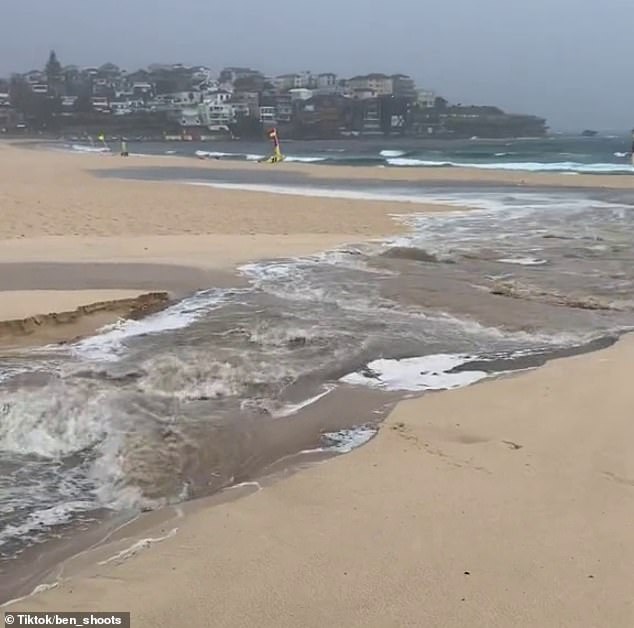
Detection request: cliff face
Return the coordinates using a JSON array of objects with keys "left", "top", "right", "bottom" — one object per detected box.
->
[
  {"left": 410, "top": 105, "right": 548, "bottom": 139},
  {"left": 442, "top": 113, "right": 547, "bottom": 138}
]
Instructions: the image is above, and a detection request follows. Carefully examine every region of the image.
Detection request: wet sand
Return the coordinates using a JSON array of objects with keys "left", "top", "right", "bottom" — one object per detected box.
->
[
  {"left": 8, "top": 336, "right": 634, "bottom": 627},
  {"left": 2, "top": 385, "right": 399, "bottom": 603},
  {"left": 0, "top": 140, "right": 413, "bottom": 342},
  {"left": 2, "top": 142, "right": 634, "bottom": 626}
]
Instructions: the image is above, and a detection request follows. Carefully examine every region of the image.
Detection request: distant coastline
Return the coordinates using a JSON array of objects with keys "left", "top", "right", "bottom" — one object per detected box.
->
[{"left": 1, "top": 55, "right": 547, "bottom": 141}]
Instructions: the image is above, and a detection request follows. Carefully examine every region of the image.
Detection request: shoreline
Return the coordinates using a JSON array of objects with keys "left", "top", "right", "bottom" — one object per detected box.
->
[
  {"left": 0, "top": 271, "right": 625, "bottom": 604},
  {"left": 30, "top": 138, "right": 634, "bottom": 189},
  {"left": 7, "top": 334, "right": 634, "bottom": 627},
  {"left": 2, "top": 141, "right": 634, "bottom": 625},
  {"left": 2, "top": 384, "right": 401, "bottom": 606},
  {"left": 0, "top": 234, "right": 376, "bottom": 344},
  {"left": 0, "top": 291, "right": 170, "bottom": 349}
]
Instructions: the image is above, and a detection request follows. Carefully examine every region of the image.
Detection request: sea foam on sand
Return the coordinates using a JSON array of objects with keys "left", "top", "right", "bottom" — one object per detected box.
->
[{"left": 341, "top": 354, "right": 488, "bottom": 392}]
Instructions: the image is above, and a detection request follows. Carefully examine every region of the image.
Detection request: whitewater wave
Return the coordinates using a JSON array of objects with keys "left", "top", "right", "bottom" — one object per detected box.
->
[
  {"left": 71, "top": 288, "right": 234, "bottom": 361},
  {"left": 380, "top": 149, "right": 406, "bottom": 158},
  {"left": 194, "top": 150, "right": 326, "bottom": 163},
  {"left": 283, "top": 155, "right": 326, "bottom": 163},
  {"left": 70, "top": 144, "right": 111, "bottom": 154},
  {"left": 386, "top": 157, "right": 634, "bottom": 174},
  {"left": 195, "top": 150, "right": 264, "bottom": 161},
  {"left": 0, "top": 384, "right": 111, "bottom": 458}
]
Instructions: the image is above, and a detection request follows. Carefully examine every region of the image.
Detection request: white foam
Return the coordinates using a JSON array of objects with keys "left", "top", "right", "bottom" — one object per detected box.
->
[
  {"left": 2, "top": 582, "right": 59, "bottom": 608},
  {"left": 223, "top": 480, "right": 263, "bottom": 492},
  {"left": 195, "top": 150, "right": 265, "bottom": 161},
  {"left": 301, "top": 426, "right": 378, "bottom": 455},
  {"left": 97, "top": 528, "right": 177, "bottom": 565},
  {"left": 283, "top": 155, "right": 326, "bottom": 163},
  {"left": 71, "top": 288, "right": 231, "bottom": 361},
  {"left": 340, "top": 354, "right": 488, "bottom": 392},
  {"left": 386, "top": 157, "right": 634, "bottom": 174},
  {"left": 137, "top": 355, "right": 243, "bottom": 400},
  {"left": 183, "top": 181, "right": 440, "bottom": 204},
  {"left": 387, "top": 157, "right": 445, "bottom": 167},
  {"left": 70, "top": 144, "right": 110, "bottom": 154},
  {"left": 0, "top": 386, "right": 111, "bottom": 458},
  {"left": 497, "top": 257, "right": 548, "bottom": 266},
  {"left": 274, "top": 385, "right": 335, "bottom": 418},
  {"left": 322, "top": 426, "right": 377, "bottom": 453},
  {"left": 380, "top": 149, "right": 406, "bottom": 158},
  {"left": 0, "top": 501, "right": 96, "bottom": 549},
  {"left": 0, "top": 366, "right": 31, "bottom": 384},
  {"left": 195, "top": 150, "right": 241, "bottom": 159}
]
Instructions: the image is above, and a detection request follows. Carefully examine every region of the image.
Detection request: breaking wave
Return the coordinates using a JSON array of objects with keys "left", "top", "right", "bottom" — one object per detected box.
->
[
  {"left": 386, "top": 158, "right": 634, "bottom": 174},
  {"left": 70, "top": 144, "right": 111, "bottom": 154}
]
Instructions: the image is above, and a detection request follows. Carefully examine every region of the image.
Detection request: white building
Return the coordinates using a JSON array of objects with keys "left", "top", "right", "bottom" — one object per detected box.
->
[
  {"left": 61, "top": 95, "right": 78, "bottom": 110},
  {"left": 204, "top": 90, "right": 232, "bottom": 105},
  {"left": 192, "top": 66, "right": 214, "bottom": 83},
  {"left": 317, "top": 73, "right": 337, "bottom": 88},
  {"left": 288, "top": 88, "right": 313, "bottom": 101},
  {"left": 206, "top": 103, "right": 235, "bottom": 128},
  {"left": 163, "top": 91, "right": 202, "bottom": 106},
  {"left": 111, "top": 102, "right": 133, "bottom": 116},
  {"left": 259, "top": 106, "right": 276, "bottom": 123},
  {"left": 352, "top": 88, "right": 377, "bottom": 100},
  {"left": 91, "top": 96, "right": 110, "bottom": 112},
  {"left": 132, "top": 82, "right": 153, "bottom": 95},
  {"left": 110, "top": 98, "right": 145, "bottom": 115},
  {"left": 231, "top": 102, "right": 251, "bottom": 117},
  {"left": 417, "top": 89, "right": 436, "bottom": 108},
  {"left": 349, "top": 74, "right": 393, "bottom": 96},
  {"left": 274, "top": 74, "right": 299, "bottom": 91},
  {"left": 177, "top": 106, "right": 202, "bottom": 126},
  {"left": 25, "top": 71, "right": 44, "bottom": 85}
]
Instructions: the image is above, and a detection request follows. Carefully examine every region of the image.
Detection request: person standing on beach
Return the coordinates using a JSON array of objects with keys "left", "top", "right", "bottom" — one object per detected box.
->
[{"left": 120, "top": 138, "right": 129, "bottom": 157}]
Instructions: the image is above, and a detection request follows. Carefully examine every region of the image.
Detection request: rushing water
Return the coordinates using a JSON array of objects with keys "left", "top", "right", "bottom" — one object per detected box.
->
[{"left": 1, "top": 183, "right": 633, "bottom": 593}]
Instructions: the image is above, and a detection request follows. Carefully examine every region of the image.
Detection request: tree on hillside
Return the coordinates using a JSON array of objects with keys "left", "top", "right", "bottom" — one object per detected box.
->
[
  {"left": 234, "top": 75, "right": 266, "bottom": 93},
  {"left": 45, "top": 50, "right": 63, "bottom": 96}
]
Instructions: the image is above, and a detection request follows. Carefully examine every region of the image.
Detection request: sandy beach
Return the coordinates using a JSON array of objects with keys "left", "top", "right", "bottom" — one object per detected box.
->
[
  {"left": 2, "top": 142, "right": 634, "bottom": 626},
  {"left": 0, "top": 142, "right": 417, "bottom": 341}
]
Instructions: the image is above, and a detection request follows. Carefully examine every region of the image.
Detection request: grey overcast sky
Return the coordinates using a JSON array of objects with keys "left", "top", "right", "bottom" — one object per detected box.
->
[{"left": 1, "top": 0, "right": 632, "bottom": 130}]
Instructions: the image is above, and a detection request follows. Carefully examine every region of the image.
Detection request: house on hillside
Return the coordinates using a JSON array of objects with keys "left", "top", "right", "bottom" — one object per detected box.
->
[{"left": 348, "top": 74, "right": 393, "bottom": 96}]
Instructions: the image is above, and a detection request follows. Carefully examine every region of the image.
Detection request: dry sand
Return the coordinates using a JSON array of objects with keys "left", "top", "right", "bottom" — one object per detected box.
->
[
  {"left": 0, "top": 142, "right": 413, "bottom": 239},
  {"left": 0, "top": 290, "right": 146, "bottom": 321},
  {"left": 0, "top": 141, "right": 413, "bottom": 338},
  {"left": 8, "top": 335, "right": 634, "bottom": 627},
  {"left": 3, "top": 142, "right": 634, "bottom": 626}
]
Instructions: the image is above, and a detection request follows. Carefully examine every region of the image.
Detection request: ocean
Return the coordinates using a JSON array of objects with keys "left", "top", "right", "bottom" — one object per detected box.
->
[
  {"left": 2, "top": 139, "right": 634, "bottom": 601},
  {"left": 66, "top": 133, "right": 634, "bottom": 174}
]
